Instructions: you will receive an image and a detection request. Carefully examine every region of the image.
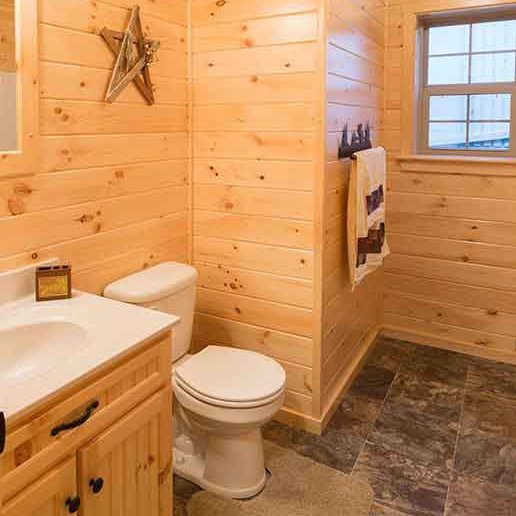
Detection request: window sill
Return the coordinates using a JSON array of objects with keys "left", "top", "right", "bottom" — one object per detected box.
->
[{"left": 397, "top": 154, "right": 516, "bottom": 177}]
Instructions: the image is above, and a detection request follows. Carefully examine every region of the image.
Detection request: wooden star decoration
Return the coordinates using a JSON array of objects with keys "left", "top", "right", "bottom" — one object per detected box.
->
[{"left": 100, "top": 5, "right": 160, "bottom": 105}]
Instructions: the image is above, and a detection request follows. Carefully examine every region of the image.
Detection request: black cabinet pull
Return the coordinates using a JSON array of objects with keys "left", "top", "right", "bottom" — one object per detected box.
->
[
  {"left": 90, "top": 477, "right": 104, "bottom": 494},
  {"left": 51, "top": 401, "right": 100, "bottom": 437},
  {"left": 0, "top": 412, "right": 5, "bottom": 455},
  {"left": 65, "top": 496, "right": 81, "bottom": 513}
]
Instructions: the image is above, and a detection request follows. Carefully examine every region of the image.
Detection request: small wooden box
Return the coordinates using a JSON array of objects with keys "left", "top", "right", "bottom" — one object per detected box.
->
[{"left": 35, "top": 265, "right": 72, "bottom": 302}]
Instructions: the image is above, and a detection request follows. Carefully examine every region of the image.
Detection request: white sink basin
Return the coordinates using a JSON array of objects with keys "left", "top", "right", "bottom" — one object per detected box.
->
[
  {"left": 0, "top": 321, "right": 88, "bottom": 384},
  {"left": 0, "top": 289, "right": 179, "bottom": 422}
]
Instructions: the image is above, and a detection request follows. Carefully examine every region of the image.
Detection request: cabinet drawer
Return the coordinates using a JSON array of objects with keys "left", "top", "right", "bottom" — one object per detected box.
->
[{"left": 0, "top": 333, "right": 171, "bottom": 500}]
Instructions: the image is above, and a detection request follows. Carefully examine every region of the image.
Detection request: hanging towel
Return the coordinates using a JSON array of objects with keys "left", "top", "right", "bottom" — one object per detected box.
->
[{"left": 347, "top": 147, "right": 389, "bottom": 290}]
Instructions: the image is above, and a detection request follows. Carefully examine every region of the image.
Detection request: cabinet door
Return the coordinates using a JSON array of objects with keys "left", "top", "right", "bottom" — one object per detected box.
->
[
  {"left": 78, "top": 389, "right": 172, "bottom": 516},
  {"left": 2, "top": 457, "right": 78, "bottom": 516}
]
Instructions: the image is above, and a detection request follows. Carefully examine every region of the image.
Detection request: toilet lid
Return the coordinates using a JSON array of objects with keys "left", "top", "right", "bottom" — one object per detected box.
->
[{"left": 175, "top": 346, "right": 286, "bottom": 407}]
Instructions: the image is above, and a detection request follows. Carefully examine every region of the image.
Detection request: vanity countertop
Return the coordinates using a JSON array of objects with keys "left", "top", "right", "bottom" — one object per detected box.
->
[{"left": 0, "top": 291, "right": 179, "bottom": 423}]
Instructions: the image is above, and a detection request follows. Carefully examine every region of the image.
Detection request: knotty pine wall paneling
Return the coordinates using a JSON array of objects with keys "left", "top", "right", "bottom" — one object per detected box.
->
[
  {"left": 319, "top": 0, "right": 385, "bottom": 425},
  {"left": 0, "top": 0, "right": 15, "bottom": 72},
  {"left": 191, "top": 0, "right": 321, "bottom": 429},
  {"left": 383, "top": 0, "right": 516, "bottom": 365},
  {"left": 0, "top": 0, "right": 189, "bottom": 293}
]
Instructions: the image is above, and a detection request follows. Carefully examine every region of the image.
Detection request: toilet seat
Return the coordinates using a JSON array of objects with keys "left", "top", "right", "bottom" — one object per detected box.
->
[{"left": 174, "top": 346, "right": 286, "bottom": 409}]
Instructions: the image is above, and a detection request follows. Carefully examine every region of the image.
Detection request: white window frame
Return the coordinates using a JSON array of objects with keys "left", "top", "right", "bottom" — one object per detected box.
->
[{"left": 418, "top": 11, "right": 516, "bottom": 157}]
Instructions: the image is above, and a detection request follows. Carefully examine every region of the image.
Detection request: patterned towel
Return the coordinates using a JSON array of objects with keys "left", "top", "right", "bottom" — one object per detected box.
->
[{"left": 348, "top": 147, "right": 389, "bottom": 290}]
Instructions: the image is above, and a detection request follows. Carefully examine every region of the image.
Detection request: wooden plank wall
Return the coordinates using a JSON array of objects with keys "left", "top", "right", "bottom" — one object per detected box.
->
[
  {"left": 190, "top": 0, "right": 321, "bottom": 425},
  {"left": 384, "top": 0, "right": 516, "bottom": 365},
  {"left": 0, "top": 0, "right": 189, "bottom": 294},
  {"left": 0, "top": 0, "right": 15, "bottom": 72},
  {"left": 320, "top": 0, "right": 385, "bottom": 419}
]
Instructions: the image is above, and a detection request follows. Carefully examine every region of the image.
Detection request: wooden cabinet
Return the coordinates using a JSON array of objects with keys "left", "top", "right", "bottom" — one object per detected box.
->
[
  {"left": 2, "top": 458, "right": 77, "bottom": 516},
  {"left": 0, "top": 333, "right": 173, "bottom": 516},
  {"left": 78, "top": 389, "right": 172, "bottom": 516}
]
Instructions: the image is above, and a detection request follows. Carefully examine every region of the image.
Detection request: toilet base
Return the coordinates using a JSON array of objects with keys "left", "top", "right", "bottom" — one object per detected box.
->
[
  {"left": 172, "top": 376, "right": 284, "bottom": 500},
  {"left": 174, "top": 447, "right": 267, "bottom": 499}
]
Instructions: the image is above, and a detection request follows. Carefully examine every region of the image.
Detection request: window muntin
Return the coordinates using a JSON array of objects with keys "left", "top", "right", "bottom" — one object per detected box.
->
[{"left": 420, "top": 15, "right": 516, "bottom": 155}]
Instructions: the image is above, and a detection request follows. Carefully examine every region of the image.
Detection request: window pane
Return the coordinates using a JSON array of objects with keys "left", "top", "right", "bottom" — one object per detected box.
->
[
  {"left": 469, "top": 122, "right": 510, "bottom": 149},
  {"left": 472, "top": 20, "right": 516, "bottom": 52},
  {"left": 428, "top": 55, "right": 469, "bottom": 85},
  {"left": 470, "top": 94, "right": 511, "bottom": 120},
  {"left": 471, "top": 52, "right": 515, "bottom": 83},
  {"left": 428, "top": 25, "right": 470, "bottom": 55},
  {"left": 429, "top": 122, "right": 467, "bottom": 148},
  {"left": 429, "top": 95, "right": 467, "bottom": 121}
]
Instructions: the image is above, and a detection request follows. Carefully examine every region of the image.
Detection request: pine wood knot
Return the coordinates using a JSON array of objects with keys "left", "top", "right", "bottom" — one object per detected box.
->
[
  {"left": 13, "top": 184, "right": 32, "bottom": 196},
  {"left": 244, "top": 38, "right": 254, "bottom": 48},
  {"left": 8, "top": 198, "right": 24, "bottom": 216},
  {"left": 250, "top": 76, "right": 259, "bottom": 83},
  {"left": 76, "top": 214, "right": 94, "bottom": 224},
  {"left": 115, "top": 170, "right": 125, "bottom": 180},
  {"left": 487, "top": 309, "right": 499, "bottom": 316},
  {"left": 229, "top": 282, "right": 238, "bottom": 290},
  {"left": 54, "top": 107, "right": 63, "bottom": 115},
  {"left": 224, "top": 201, "right": 234, "bottom": 210},
  {"left": 31, "top": 252, "right": 39, "bottom": 260},
  {"left": 461, "top": 256, "right": 470, "bottom": 262},
  {"left": 216, "top": 0, "right": 226, "bottom": 6},
  {"left": 235, "top": 307, "right": 242, "bottom": 314}
]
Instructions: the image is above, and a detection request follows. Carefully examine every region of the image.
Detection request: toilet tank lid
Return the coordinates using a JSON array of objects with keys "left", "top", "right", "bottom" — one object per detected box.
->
[{"left": 103, "top": 262, "right": 198, "bottom": 304}]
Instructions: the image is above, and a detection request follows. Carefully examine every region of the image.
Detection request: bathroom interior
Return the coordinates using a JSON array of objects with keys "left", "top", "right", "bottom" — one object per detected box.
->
[{"left": 1, "top": 0, "right": 516, "bottom": 515}]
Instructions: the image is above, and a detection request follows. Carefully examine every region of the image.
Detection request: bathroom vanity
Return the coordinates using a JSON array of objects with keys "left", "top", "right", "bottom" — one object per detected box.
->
[{"left": 0, "top": 267, "right": 178, "bottom": 515}]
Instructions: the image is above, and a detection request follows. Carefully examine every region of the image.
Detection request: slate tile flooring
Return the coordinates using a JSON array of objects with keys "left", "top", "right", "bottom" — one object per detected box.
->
[{"left": 175, "top": 336, "right": 516, "bottom": 515}]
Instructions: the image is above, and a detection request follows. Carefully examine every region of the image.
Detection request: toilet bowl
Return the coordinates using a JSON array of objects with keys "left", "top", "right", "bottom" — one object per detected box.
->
[{"left": 104, "top": 262, "right": 286, "bottom": 499}]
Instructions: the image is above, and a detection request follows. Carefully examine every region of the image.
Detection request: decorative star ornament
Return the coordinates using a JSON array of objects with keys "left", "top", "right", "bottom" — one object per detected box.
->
[{"left": 100, "top": 5, "right": 160, "bottom": 105}]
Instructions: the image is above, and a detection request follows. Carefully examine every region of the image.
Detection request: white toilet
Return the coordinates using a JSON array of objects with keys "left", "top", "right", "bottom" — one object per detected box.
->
[{"left": 104, "top": 262, "right": 286, "bottom": 499}]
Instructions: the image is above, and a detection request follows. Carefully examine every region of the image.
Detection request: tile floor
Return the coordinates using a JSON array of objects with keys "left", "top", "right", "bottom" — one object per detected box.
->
[{"left": 174, "top": 336, "right": 516, "bottom": 515}]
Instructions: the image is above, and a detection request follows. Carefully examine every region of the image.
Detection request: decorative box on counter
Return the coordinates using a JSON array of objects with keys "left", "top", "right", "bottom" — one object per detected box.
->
[{"left": 35, "top": 265, "right": 72, "bottom": 302}]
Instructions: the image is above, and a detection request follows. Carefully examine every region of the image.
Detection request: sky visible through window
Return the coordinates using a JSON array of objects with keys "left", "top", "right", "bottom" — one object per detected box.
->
[{"left": 427, "top": 19, "right": 516, "bottom": 150}]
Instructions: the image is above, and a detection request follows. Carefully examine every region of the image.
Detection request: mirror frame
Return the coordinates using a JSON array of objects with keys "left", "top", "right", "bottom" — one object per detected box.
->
[{"left": 0, "top": 0, "right": 38, "bottom": 178}]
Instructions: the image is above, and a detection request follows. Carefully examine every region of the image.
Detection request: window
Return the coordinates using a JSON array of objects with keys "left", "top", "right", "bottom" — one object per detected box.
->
[{"left": 419, "top": 13, "right": 516, "bottom": 155}]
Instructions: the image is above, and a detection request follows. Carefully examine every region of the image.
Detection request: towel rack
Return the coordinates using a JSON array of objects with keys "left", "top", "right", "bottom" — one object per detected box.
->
[{"left": 338, "top": 123, "right": 372, "bottom": 160}]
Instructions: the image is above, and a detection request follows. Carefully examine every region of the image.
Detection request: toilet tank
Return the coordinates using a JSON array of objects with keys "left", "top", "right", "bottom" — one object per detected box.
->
[{"left": 103, "top": 262, "right": 198, "bottom": 363}]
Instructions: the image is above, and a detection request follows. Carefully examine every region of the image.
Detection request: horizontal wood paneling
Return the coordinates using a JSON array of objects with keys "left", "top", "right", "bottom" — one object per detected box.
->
[
  {"left": 191, "top": 0, "right": 318, "bottom": 25},
  {"left": 193, "top": 12, "right": 318, "bottom": 52},
  {"left": 194, "top": 236, "right": 314, "bottom": 280},
  {"left": 194, "top": 211, "right": 314, "bottom": 249},
  {"left": 0, "top": 0, "right": 189, "bottom": 292},
  {"left": 40, "top": 24, "right": 186, "bottom": 79},
  {"left": 40, "top": 62, "right": 187, "bottom": 104},
  {"left": 194, "top": 185, "right": 314, "bottom": 220},
  {"left": 320, "top": 0, "right": 385, "bottom": 422},
  {"left": 195, "top": 261, "right": 313, "bottom": 308},
  {"left": 193, "top": 73, "right": 319, "bottom": 105},
  {"left": 192, "top": 0, "right": 319, "bottom": 420},
  {"left": 193, "top": 158, "right": 315, "bottom": 191},
  {"left": 0, "top": 1, "right": 15, "bottom": 72},
  {"left": 385, "top": 0, "right": 516, "bottom": 361}
]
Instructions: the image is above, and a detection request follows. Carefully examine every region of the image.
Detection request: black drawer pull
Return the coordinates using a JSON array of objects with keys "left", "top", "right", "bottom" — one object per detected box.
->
[
  {"left": 65, "top": 496, "right": 81, "bottom": 513},
  {"left": 0, "top": 412, "right": 5, "bottom": 455},
  {"left": 90, "top": 477, "right": 104, "bottom": 494},
  {"left": 51, "top": 401, "right": 100, "bottom": 437}
]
